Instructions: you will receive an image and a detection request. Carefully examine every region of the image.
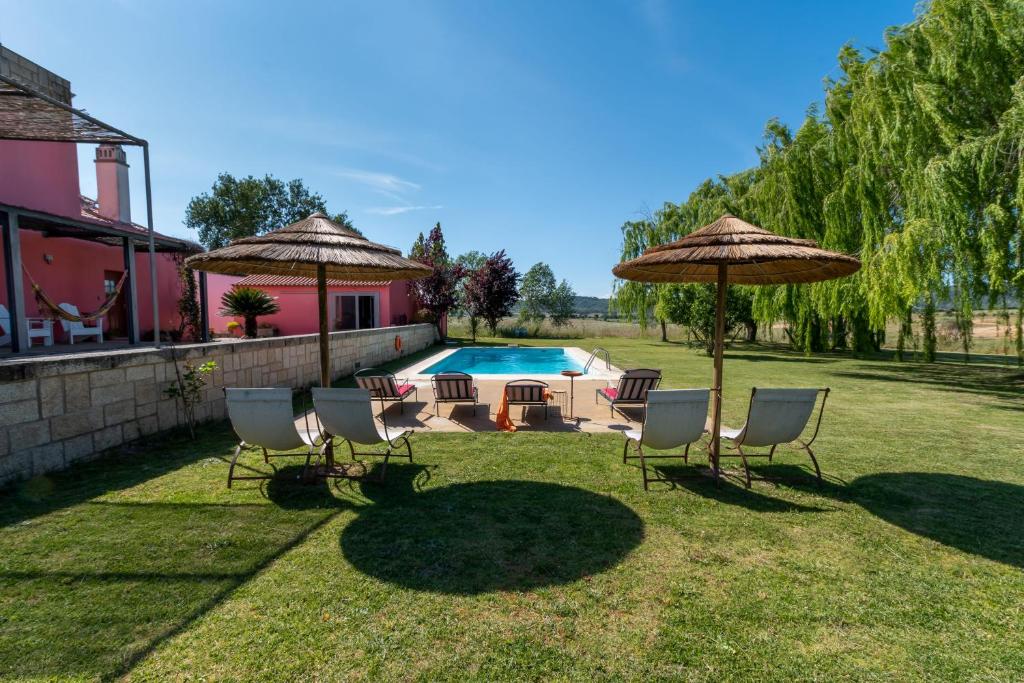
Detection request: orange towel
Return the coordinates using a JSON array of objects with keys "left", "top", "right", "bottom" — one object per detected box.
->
[{"left": 496, "top": 388, "right": 552, "bottom": 432}]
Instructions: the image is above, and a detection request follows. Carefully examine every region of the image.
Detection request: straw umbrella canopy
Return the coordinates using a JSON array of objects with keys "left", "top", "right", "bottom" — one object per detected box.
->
[
  {"left": 186, "top": 212, "right": 431, "bottom": 389},
  {"left": 612, "top": 214, "right": 860, "bottom": 477}
]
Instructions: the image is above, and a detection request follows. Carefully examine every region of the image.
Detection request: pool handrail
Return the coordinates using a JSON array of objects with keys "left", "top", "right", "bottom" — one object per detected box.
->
[{"left": 584, "top": 347, "right": 611, "bottom": 373}]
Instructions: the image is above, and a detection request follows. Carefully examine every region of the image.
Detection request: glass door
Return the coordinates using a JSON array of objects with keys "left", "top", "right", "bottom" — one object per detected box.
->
[
  {"left": 358, "top": 295, "right": 376, "bottom": 329},
  {"left": 333, "top": 294, "right": 378, "bottom": 330}
]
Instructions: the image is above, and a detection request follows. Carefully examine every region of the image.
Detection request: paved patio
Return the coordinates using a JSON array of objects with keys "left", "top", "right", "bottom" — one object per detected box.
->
[{"left": 300, "top": 378, "right": 647, "bottom": 434}]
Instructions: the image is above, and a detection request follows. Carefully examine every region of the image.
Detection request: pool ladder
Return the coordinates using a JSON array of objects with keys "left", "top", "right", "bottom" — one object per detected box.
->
[{"left": 584, "top": 347, "right": 611, "bottom": 373}]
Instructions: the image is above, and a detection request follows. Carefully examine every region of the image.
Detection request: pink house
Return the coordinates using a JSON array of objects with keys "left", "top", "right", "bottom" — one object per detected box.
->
[
  {"left": 0, "top": 47, "right": 197, "bottom": 353},
  {"left": 206, "top": 273, "right": 418, "bottom": 336}
]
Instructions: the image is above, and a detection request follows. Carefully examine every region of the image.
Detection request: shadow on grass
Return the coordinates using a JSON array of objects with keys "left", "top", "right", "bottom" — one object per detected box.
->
[
  {"left": 649, "top": 465, "right": 832, "bottom": 512},
  {"left": 833, "top": 360, "right": 1023, "bottom": 407},
  {"left": 0, "top": 422, "right": 237, "bottom": 528},
  {"left": 0, "top": 462, "right": 351, "bottom": 681},
  {"left": 849, "top": 472, "right": 1024, "bottom": 569},
  {"left": 340, "top": 466, "right": 644, "bottom": 594}
]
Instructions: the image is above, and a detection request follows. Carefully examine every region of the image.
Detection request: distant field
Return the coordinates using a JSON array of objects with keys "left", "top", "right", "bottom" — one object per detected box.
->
[{"left": 450, "top": 309, "right": 1024, "bottom": 358}]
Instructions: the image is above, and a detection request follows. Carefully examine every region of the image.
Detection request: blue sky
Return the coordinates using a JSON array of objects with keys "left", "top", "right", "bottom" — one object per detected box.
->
[{"left": 1, "top": 0, "right": 913, "bottom": 296}]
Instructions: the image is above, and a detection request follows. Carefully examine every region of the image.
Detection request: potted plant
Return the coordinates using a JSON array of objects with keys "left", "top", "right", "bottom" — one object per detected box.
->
[
  {"left": 225, "top": 321, "right": 242, "bottom": 337},
  {"left": 219, "top": 286, "right": 280, "bottom": 338},
  {"left": 256, "top": 322, "right": 277, "bottom": 338}
]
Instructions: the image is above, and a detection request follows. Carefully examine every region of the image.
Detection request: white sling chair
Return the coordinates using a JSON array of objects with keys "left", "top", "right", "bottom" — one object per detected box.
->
[
  {"left": 718, "top": 388, "right": 830, "bottom": 488},
  {"left": 622, "top": 389, "right": 710, "bottom": 490},
  {"left": 225, "top": 388, "right": 322, "bottom": 488},
  {"left": 312, "top": 387, "right": 412, "bottom": 482},
  {"left": 58, "top": 303, "right": 103, "bottom": 344}
]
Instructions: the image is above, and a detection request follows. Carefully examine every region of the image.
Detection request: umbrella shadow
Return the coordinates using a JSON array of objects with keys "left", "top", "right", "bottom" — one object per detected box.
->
[
  {"left": 340, "top": 466, "right": 644, "bottom": 594},
  {"left": 848, "top": 472, "right": 1024, "bottom": 569}
]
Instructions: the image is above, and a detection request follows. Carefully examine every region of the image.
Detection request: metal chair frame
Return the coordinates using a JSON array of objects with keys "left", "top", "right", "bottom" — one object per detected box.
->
[
  {"left": 596, "top": 369, "right": 662, "bottom": 418},
  {"left": 430, "top": 371, "right": 479, "bottom": 416},
  {"left": 505, "top": 379, "right": 550, "bottom": 421},
  {"left": 718, "top": 387, "right": 831, "bottom": 488}
]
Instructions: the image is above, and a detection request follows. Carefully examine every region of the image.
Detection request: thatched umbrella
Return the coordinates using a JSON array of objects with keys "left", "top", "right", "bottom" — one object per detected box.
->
[
  {"left": 612, "top": 214, "right": 860, "bottom": 477},
  {"left": 186, "top": 212, "right": 431, "bottom": 388}
]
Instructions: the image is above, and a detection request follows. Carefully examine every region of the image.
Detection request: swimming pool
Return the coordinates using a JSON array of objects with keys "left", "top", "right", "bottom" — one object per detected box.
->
[{"left": 422, "top": 347, "right": 586, "bottom": 376}]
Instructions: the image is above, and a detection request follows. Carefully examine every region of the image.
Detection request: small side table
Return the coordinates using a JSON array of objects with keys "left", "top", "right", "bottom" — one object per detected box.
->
[{"left": 560, "top": 370, "right": 583, "bottom": 419}]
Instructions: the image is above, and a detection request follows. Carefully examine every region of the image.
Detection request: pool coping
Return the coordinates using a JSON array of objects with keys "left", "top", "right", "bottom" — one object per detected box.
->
[{"left": 396, "top": 345, "right": 623, "bottom": 382}]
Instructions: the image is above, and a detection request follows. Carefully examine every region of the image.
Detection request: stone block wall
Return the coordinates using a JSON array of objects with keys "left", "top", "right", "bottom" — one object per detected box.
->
[{"left": 0, "top": 324, "right": 436, "bottom": 486}]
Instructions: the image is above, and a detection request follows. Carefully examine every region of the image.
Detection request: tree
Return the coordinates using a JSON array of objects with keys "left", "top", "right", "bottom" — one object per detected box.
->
[
  {"left": 186, "top": 173, "right": 357, "bottom": 250},
  {"left": 465, "top": 250, "right": 520, "bottom": 337},
  {"left": 173, "top": 254, "right": 201, "bottom": 341},
  {"left": 547, "top": 280, "right": 577, "bottom": 327},
  {"left": 613, "top": 0, "right": 1024, "bottom": 363},
  {"left": 612, "top": 219, "right": 671, "bottom": 341},
  {"left": 519, "top": 263, "right": 556, "bottom": 322},
  {"left": 407, "top": 223, "right": 466, "bottom": 338},
  {"left": 453, "top": 250, "right": 488, "bottom": 317},
  {"left": 219, "top": 286, "right": 280, "bottom": 338},
  {"left": 656, "top": 283, "right": 754, "bottom": 356}
]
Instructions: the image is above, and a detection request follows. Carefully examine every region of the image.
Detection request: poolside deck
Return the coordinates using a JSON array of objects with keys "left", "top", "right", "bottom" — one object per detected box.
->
[{"left": 299, "top": 378, "right": 647, "bottom": 434}]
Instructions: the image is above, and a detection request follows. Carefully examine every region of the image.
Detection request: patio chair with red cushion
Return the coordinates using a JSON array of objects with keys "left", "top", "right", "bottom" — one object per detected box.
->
[
  {"left": 596, "top": 368, "right": 661, "bottom": 418},
  {"left": 355, "top": 367, "right": 419, "bottom": 414}
]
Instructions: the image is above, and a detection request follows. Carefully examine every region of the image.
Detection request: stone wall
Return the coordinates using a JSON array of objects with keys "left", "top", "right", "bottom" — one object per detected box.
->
[{"left": 0, "top": 324, "right": 436, "bottom": 486}]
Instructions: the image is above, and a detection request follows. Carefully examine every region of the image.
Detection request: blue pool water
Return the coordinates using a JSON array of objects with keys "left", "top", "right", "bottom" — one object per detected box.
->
[{"left": 422, "top": 347, "right": 585, "bottom": 375}]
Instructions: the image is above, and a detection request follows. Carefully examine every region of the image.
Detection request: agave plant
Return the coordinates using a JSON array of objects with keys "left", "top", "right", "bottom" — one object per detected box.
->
[{"left": 219, "top": 286, "right": 280, "bottom": 338}]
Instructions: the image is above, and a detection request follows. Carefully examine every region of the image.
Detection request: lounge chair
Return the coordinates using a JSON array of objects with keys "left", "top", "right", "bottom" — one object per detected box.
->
[
  {"left": 623, "top": 389, "right": 711, "bottom": 490},
  {"left": 431, "top": 371, "right": 479, "bottom": 416},
  {"left": 57, "top": 303, "right": 103, "bottom": 344},
  {"left": 355, "top": 368, "right": 418, "bottom": 414},
  {"left": 504, "top": 379, "right": 550, "bottom": 420},
  {"left": 224, "top": 387, "right": 321, "bottom": 488},
  {"left": 596, "top": 368, "right": 661, "bottom": 417},
  {"left": 312, "top": 387, "right": 412, "bottom": 482},
  {"left": 0, "top": 304, "right": 54, "bottom": 347},
  {"left": 717, "top": 387, "right": 831, "bottom": 487}
]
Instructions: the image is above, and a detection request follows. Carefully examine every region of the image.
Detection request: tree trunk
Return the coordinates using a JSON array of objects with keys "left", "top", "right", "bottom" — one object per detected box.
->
[
  {"left": 660, "top": 319, "right": 667, "bottom": 342},
  {"left": 745, "top": 321, "right": 757, "bottom": 342},
  {"left": 244, "top": 316, "right": 258, "bottom": 338},
  {"left": 923, "top": 299, "right": 937, "bottom": 363}
]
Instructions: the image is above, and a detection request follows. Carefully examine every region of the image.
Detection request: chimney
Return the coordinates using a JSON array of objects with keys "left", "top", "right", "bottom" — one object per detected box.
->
[{"left": 94, "top": 144, "right": 131, "bottom": 223}]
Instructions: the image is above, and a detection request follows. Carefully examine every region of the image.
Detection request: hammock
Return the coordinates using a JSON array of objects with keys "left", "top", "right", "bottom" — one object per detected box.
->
[{"left": 23, "top": 266, "right": 128, "bottom": 323}]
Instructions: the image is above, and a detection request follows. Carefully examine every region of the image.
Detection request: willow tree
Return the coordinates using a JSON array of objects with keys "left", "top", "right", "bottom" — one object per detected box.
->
[
  {"left": 615, "top": 0, "right": 1024, "bottom": 363},
  {"left": 611, "top": 219, "right": 670, "bottom": 340}
]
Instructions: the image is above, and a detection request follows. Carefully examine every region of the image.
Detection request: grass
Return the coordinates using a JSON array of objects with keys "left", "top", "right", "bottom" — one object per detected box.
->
[{"left": 1, "top": 337, "right": 1022, "bottom": 681}]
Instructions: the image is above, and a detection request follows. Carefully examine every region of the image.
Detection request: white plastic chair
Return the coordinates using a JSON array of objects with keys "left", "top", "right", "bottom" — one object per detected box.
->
[
  {"left": 225, "top": 387, "right": 322, "bottom": 488},
  {"left": 312, "top": 387, "right": 412, "bottom": 482},
  {"left": 57, "top": 303, "right": 103, "bottom": 344},
  {"left": 0, "top": 304, "right": 54, "bottom": 347},
  {"left": 718, "top": 388, "right": 830, "bottom": 487},
  {"left": 622, "top": 389, "right": 710, "bottom": 490}
]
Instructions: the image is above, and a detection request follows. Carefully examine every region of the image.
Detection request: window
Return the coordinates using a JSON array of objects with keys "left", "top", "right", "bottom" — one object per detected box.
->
[{"left": 332, "top": 294, "right": 378, "bottom": 330}]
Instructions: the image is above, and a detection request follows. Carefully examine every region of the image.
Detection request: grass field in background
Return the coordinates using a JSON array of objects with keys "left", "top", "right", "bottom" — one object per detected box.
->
[
  {"left": 449, "top": 310, "right": 1024, "bottom": 358},
  {"left": 1, "top": 338, "right": 1022, "bottom": 680}
]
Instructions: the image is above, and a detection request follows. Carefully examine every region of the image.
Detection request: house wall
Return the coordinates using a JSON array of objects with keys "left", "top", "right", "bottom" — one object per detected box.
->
[
  {"left": 0, "top": 140, "right": 82, "bottom": 218},
  {"left": 205, "top": 273, "right": 418, "bottom": 336},
  {"left": 0, "top": 323, "right": 438, "bottom": 486},
  {"left": 0, "top": 230, "right": 184, "bottom": 340}
]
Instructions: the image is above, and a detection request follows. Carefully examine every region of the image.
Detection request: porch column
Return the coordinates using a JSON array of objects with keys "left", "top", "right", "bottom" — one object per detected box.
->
[
  {"left": 198, "top": 270, "right": 210, "bottom": 342},
  {"left": 122, "top": 237, "right": 140, "bottom": 344},
  {"left": 1, "top": 210, "right": 26, "bottom": 353}
]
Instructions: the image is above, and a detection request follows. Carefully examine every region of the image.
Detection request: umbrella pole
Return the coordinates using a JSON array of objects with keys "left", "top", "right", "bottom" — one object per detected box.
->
[
  {"left": 317, "top": 264, "right": 334, "bottom": 470},
  {"left": 317, "top": 264, "right": 330, "bottom": 388},
  {"left": 710, "top": 264, "right": 728, "bottom": 481}
]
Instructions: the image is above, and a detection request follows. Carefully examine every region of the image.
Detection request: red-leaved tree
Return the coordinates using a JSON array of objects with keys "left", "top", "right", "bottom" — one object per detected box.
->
[
  {"left": 408, "top": 223, "right": 466, "bottom": 338},
  {"left": 465, "top": 250, "right": 520, "bottom": 339}
]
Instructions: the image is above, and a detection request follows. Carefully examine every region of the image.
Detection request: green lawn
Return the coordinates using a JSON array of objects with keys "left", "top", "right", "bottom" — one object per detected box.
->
[{"left": 1, "top": 338, "right": 1022, "bottom": 681}]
